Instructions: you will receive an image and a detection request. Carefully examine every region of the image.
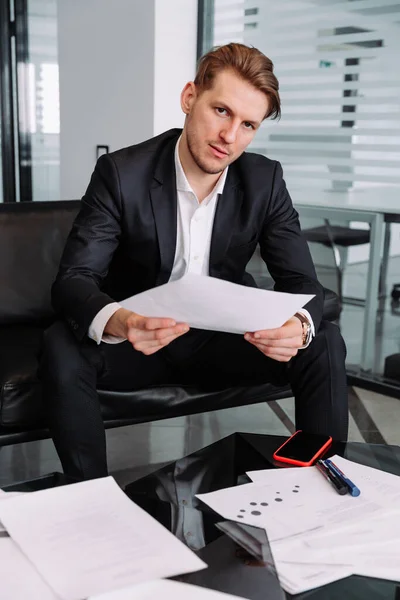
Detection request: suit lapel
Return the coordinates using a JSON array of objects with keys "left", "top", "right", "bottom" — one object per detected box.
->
[
  {"left": 210, "top": 166, "right": 243, "bottom": 275},
  {"left": 150, "top": 137, "right": 179, "bottom": 285}
]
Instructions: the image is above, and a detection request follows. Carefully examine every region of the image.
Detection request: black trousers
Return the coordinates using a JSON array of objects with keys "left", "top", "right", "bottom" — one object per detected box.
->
[{"left": 40, "top": 320, "right": 348, "bottom": 480}]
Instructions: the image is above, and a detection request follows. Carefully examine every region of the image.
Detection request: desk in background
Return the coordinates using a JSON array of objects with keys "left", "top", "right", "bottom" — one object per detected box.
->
[{"left": 292, "top": 187, "right": 400, "bottom": 372}]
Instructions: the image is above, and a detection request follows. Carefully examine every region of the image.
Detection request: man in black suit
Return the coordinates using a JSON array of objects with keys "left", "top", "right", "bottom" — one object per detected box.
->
[{"left": 41, "top": 43, "right": 348, "bottom": 480}]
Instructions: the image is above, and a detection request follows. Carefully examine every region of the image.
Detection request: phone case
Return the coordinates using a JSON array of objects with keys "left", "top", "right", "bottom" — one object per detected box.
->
[{"left": 273, "top": 431, "right": 333, "bottom": 467}]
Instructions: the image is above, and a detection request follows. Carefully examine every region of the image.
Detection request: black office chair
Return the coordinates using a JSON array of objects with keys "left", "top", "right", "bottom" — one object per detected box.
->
[{"left": 303, "top": 219, "right": 370, "bottom": 306}]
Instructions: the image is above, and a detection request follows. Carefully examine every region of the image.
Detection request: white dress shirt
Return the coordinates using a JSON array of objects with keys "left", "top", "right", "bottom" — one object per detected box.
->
[{"left": 88, "top": 138, "right": 314, "bottom": 345}]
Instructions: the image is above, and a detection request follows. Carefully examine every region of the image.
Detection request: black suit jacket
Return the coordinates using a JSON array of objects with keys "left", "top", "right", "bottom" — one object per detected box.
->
[{"left": 52, "top": 128, "right": 324, "bottom": 341}]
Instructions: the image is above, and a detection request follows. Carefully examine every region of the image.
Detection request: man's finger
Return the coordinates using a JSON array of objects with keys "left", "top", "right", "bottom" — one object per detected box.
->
[
  {"left": 128, "top": 323, "right": 189, "bottom": 343},
  {"left": 254, "top": 344, "right": 298, "bottom": 361},
  {"left": 247, "top": 316, "right": 302, "bottom": 341},
  {"left": 250, "top": 324, "right": 300, "bottom": 341},
  {"left": 134, "top": 316, "right": 178, "bottom": 330},
  {"left": 246, "top": 338, "right": 298, "bottom": 358},
  {"left": 132, "top": 329, "right": 189, "bottom": 353},
  {"left": 245, "top": 334, "right": 301, "bottom": 349},
  {"left": 259, "top": 345, "right": 298, "bottom": 357}
]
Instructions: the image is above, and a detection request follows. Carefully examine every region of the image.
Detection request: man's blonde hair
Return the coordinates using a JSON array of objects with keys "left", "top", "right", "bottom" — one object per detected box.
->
[{"left": 194, "top": 43, "right": 281, "bottom": 120}]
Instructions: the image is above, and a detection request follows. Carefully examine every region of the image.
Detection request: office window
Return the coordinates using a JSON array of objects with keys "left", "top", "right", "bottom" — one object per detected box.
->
[
  {"left": 0, "top": 0, "right": 60, "bottom": 202},
  {"left": 27, "top": 0, "right": 60, "bottom": 200},
  {"left": 202, "top": 0, "right": 400, "bottom": 191}
]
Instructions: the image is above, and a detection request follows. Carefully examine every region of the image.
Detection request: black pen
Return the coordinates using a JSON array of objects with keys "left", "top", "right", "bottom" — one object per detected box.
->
[{"left": 316, "top": 460, "right": 348, "bottom": 495}]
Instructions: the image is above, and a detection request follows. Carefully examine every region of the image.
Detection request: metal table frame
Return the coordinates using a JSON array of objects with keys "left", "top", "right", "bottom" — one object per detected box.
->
[{"left": 297, "top": 204, "right": 385, "bottom": 372}]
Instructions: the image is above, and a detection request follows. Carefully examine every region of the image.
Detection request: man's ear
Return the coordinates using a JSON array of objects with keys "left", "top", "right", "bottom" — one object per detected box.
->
[{"left": 180, "top": 81, "right": 197, "bottom": 115}]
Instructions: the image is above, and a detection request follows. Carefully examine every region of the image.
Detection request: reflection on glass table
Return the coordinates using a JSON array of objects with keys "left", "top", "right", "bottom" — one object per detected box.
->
[{"left": 125, "top": 432, "right": 400, "bottom": 600}]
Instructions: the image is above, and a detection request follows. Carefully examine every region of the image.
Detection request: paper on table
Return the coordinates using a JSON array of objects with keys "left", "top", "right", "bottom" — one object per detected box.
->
[
  {"left": 0, "top": 476, "right": 206, "bottom": 600},
  {"left": 276, "top": 561, "right": 352, "bottom": 595},
  {"left": 0, "top": 537, "right": 60, "bottom": 599},
  {"left": 0, "top": 489, "right": 26, "bottom": 533},
  {"left": 273, "top": 536, "right": 400, "bottom": 584},
  {"left": 196, "top": 482, "right": 323, "bottom": 542},
  {"left": 90, "top": 579, "right": 248, "bottom": 599},
  {"left": 329, "top": 454, "right": 400, "bottom": 503},
  {"left": 120, "top": 273, "right": 314, "bottom": 334},
  {"left": 351, "top": 540, "right": 400, "bottom": 582},
  {"left": 246, "top": 458, "right": 400, "bottom": 593},
  {"left": 245, "top": 463, "right": 394, "bottom": 532},
  {"left": 304, "top": 509, "right": 400, "bottom": 550}
]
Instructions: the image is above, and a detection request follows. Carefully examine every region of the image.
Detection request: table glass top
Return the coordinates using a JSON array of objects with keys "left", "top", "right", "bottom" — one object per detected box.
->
[{"left": 125, "top": 433, "right": 400, "bottom": 600}]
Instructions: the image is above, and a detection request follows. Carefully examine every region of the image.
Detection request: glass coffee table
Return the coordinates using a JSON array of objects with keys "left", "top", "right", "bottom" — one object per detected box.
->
[{"left": 124, "top": 432, "right": 400, "bottom": 600}]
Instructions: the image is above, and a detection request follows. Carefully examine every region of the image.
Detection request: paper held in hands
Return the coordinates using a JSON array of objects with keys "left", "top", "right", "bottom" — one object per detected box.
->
[{"left": 120, "top": 273, "right": 314, "bottom": 334}]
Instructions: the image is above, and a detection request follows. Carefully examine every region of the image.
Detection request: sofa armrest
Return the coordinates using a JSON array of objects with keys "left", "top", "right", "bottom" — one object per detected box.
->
[{"left": 322, "top": 287, "right": 341, "bottom": 322}]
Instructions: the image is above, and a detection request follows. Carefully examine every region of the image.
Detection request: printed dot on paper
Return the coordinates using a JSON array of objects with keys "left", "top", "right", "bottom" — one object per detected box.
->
[
  {"left": 292, "top": 489, "right": 299, "bottom": 493},
  {"left": 250, "top": 502, "right": 257, "bottom": 506},
  {"left": 251, "top": 510, "right": 261, "bottom": 516},
  {"left": 295, "top": 485, "right": 300, "bottom": 488},
  {"left": 275, "top": 498, "right": 283, "bottom": 502},
  {"left": 237, "top": 515, "right": 244, "bottom": 518},
  {"left": 260, "top": 502, "right": 268, "bottom": 506},
  {"left": 240, "top": 509, "right": 246, "bottom": 513}
]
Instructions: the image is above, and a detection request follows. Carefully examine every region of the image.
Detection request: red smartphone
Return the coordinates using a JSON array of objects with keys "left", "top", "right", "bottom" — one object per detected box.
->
[{"left": 273, "top": 430, "right": 332, "bottom": 467}]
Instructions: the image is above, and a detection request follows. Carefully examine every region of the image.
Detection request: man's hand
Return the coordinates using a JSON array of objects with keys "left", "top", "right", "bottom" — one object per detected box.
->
[
  {"left": 104, "top": 308, "right": 190, "bottom": 355},
  {"left": 244, "top": 316, "right": 303, "bottom": 362}
]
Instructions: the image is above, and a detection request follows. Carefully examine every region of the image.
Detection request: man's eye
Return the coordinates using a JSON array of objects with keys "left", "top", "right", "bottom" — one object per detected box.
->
[
  {"left": 216, "top": 107, "right": 228, "bottom": 115},
  {"left": 244, "top": 122, "right": 254, "bottom": 130}
]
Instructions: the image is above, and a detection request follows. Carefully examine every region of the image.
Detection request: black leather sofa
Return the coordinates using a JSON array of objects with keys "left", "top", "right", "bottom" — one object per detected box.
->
[{"left": 0, "top": 201, "right": 340, "bottom": 446}]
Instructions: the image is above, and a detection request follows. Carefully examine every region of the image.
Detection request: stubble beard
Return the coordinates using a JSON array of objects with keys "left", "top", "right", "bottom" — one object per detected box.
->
[{"left": 186, "top": 128, "right": 228, "bottom": 175}]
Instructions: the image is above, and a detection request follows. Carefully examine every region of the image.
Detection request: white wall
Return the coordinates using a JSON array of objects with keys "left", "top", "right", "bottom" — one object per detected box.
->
[
  {"left": 153, "top": 0, "right": 198, "bottom": 135},
  {"left": 58, "top": 0, "right": 198, "bottom": 200},
  {"left": 58, "top": 0, "right": 155, "bottom": 199}
]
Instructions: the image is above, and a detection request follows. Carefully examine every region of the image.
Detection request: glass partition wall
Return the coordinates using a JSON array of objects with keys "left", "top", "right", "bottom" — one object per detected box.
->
[
  {"left": 199, "top": 0, "right": 400, "bottom": 394},
  {"left": 0, "top": 0, "right": 60, "bottom": 202}
]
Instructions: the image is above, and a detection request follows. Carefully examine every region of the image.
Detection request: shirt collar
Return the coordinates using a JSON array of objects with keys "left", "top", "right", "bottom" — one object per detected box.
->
[{"left": 174, "top": 136, "right": 229, "bottom": 197}]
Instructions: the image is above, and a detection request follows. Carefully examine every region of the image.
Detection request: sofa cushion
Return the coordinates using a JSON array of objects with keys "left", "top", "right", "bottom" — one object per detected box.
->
[
  {"left": 0, "top": 325, "right": 45, "bottom": 428},
  {"left": 0, "top": 201, "right": 80, "bottom": 325}
]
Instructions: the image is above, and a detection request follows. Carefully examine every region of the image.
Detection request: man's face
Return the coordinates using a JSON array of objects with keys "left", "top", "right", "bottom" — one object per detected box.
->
[{"left": 181, "top": 69, "right": 269, "bottom": 175}]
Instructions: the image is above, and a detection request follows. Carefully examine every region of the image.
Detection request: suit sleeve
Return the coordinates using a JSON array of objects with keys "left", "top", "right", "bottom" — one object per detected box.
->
[
  {"left": 51, "top": 154, "right": 123, "bottom": 340},
  {"left": 259, "top": 161, "right": 324, "bottom": 331}
]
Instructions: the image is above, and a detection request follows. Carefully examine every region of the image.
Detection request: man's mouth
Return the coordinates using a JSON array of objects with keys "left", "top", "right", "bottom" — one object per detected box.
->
[{"left": 209, "top": 144, "right": 229, "bottom": 159}]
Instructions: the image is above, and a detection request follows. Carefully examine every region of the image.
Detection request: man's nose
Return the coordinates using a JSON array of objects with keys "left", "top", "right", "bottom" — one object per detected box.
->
[{"left": 220, "top": 122, "right": 239, "bottom": 144}]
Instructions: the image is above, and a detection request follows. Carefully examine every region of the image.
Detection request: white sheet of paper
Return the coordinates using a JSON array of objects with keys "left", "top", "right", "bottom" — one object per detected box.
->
[
  {"left": 246, "top": 462, "right": 397, "bottom": 532},
  {"left": 304, "top": 509, "right": 400, "bottom": 551},
  {"left": 90, "top": 579, "right": 247, "bottom": 600},
  {"left": 0, "top": 489, "right": 26, "bottom": 533},
  {"left": 0, "top": 477, "right": 206, "bottom": 600},
  {"left": 120, "top": 273, "right": 314, "bottom": 334},
  {"left": 246, "top": 458, "right": 400, "bottom": 593},
  {"left": 274, "top": 537, "right": 400, "bottom": 584},
  {"left": 0, "top": 537, "right": 60, "bottom": 599},
  {"left": 328, "top": 454, "right": 400, "bottom": 503},
  {"left": 276, "top": 561, "right": 352, "bottom": 595},
  {"left": 351, "top": 540, "right": 400, "bottom": 581},
  {"left": 196, "top": 482, "right": 323, "bottom": 542}
]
